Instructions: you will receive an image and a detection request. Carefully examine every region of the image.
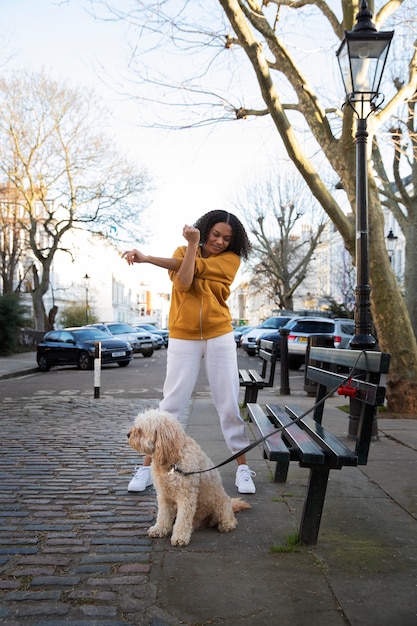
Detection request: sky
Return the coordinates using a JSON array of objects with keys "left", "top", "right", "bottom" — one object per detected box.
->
[{"left": 1, "top": 0, "right": 282, "bottom": 289}]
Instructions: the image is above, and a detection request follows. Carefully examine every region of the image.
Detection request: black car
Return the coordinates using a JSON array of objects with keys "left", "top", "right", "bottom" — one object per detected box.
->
[{"left": 37, "top": 327, "right": 133, "bottom": 372}]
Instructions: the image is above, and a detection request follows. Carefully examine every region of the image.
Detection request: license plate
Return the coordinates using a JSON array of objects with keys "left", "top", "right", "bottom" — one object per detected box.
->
[
  {"left": 112, "top": 351, "right": 126, "bottom": 357},
  {"left": 141, "top": 343, "right": 152, "bottom": 348},
  {"left": 298, "top": 337, "right": 308, "bottom": 343}
]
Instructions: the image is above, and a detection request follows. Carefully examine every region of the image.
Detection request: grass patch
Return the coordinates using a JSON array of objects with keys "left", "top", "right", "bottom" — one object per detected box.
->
[
  {"left": 19, "top": 575, "right": 32, "bottom": 590},
  {"left": 270, "top": 532, "right": 301, "bottom": 553},
  {"left": 313, "top": 556, "right": 329, "bottom": 573},
  {"left": 336, "top": 404, "right": 350, "bottom": 414},
  {"left": 75, "top": 597, "right": 97, "bottom": 605}
]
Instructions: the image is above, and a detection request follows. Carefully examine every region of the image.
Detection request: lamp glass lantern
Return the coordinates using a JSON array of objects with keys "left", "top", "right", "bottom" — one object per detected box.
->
[
  {"left": 336, "top": 3, "right": 393, "bottom": 118},
  {"left": 386, "top": 228, "right": 398, "bottom": 259}
]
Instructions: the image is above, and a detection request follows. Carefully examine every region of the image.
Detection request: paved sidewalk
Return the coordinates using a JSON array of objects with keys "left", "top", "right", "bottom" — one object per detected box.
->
[
  {"left": 0, "top": 353, "right": 38, "bottom": 380},
  {"left": 0, "top": 356, "right": 416, "bottom": 625}
]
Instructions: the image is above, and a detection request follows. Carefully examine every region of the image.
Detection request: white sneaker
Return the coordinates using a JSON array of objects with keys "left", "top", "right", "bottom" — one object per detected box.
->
[
  {"left": 128, "top": 466, "right": 153, "bottom": 492},
  {"left": 235, "top": 465, "right": 256, "bottom": 494}
]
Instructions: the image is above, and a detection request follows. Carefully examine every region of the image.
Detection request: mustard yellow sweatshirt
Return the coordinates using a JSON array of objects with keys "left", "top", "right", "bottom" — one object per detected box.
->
[{"left": 167, "top": 246, "right": 240, "bottom": 340}]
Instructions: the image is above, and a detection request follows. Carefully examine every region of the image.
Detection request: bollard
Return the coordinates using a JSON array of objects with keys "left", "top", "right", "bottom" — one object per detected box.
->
[
  {"left": 279, "top": 327, "right": 290, "bottom": 395},
  {"left": 94, "top": 342, "right": 101, "bottom": 399},
  {"left": 304, "top": 335, "right": 335, "bottom": 396}
]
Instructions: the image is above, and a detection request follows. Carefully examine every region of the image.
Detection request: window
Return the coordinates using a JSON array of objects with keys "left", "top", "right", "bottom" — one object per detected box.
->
[{"left": 292, "top": 321, "right": 334, "bottom": 334}]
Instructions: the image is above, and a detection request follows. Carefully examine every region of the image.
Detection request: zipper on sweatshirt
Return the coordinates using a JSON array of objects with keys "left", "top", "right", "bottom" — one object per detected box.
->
[{"left": 199, "top": 298, "right": 203, "bottom": 339}]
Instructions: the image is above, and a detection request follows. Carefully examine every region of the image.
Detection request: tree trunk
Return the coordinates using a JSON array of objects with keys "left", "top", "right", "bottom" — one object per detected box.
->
[
  {"left": 368, "top": 179, "right": 417, "bottom": 415},
  {"left": 404, "top": 213, "right": 417, "bottom": 336},
  {"left": 31, "top": 263, "right": 50, "bottom": 332},
  {"left": 283, "top": 294, "right": 294, "bottom": 310},
  {"left": 31, "top": 289, "right": 48, "bottom": 332}
]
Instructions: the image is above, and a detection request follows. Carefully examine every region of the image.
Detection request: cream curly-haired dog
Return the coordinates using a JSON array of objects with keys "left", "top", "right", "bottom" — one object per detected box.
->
[{"left": 127, "top": 409, "right": 251, "bottom": 546}]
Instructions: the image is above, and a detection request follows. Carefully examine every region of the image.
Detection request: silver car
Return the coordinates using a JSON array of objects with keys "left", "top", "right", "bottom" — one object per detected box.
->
[
  {"left": 285, "top": 317, "right": 355, "bottom": 369},
  {"left": 133, "top": 324, "right": 169, "bottom": 348},
  {"left": 87, "top": 322, "right": 154, "bottom": 357},
  {"left": 241, "top": 316, "right": 295, "bottom": 356}
]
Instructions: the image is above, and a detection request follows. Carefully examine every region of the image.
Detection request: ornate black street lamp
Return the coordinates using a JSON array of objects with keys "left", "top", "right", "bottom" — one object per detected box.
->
[
  {"left": 83, "top": 273, "right": 91, "bottom": 324},
  {"left": 386, "top": 228, "right": 398, "bottom": 263},
  {"left": 336, "top": 0, "right": 393, "bottom": 350}
]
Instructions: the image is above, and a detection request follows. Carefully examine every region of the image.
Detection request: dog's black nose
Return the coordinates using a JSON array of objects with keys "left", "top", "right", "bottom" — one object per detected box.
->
[{"left": 127, "top": 432, "right": 130, "bottom": 439}]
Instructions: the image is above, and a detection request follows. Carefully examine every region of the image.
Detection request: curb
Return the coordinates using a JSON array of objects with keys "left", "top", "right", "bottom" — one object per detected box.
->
[{"left": 0, "top": 367, "right": 39, "bottom": 381}]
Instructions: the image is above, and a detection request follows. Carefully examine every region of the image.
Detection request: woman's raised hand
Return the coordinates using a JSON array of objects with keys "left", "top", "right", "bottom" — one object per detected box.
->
[
  {"left": 121, "top": 249, "right": 146, "bottom": 265},
  {"left": 182, "top": 224, "right": 200, "bottom": 246}
]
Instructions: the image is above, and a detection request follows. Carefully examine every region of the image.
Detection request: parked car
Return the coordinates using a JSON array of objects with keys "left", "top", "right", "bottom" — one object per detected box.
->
[
  {"left": 233, "top": 325, "right": 254, "bottom": 347},
  {"left": 135, "top": 329, "right": 164, "bottom": 350},
  {"left": 37, "top": 327, "right": 133, "bottom": 372},
  {"left": 133, "top": 324, "right": 169, "bottom": 348},
  {"left": 149, "top": 333, "right": 165, "bottom": 350},
  {"left": 254, "top": 327, "right": 287, "bottom": 356},
  {"left": 241, "top": 316, "right": 295, "bottom": 356},
  {"left": 87, "top": 322, "right": 154, "bottom": 357},
  {"left": 285, "top": 317, "right": 356, "bottom": 369}
]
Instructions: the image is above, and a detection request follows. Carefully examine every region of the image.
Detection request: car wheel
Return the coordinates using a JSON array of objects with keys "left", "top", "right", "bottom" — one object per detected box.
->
[
  {"left": 246, "top": 349, "right": 256, "bottom": 357},
  {"left": 142, "top": 349, "right": 154, "bottom": 358},
  {"left": 38, "top": 355, "right": 50, "bottom": 372},
  {"left": 288, "top": 358, "right": 302, "bottom": 370},
  {"left": 118, "top": 361, "right": 130, "bottom": 367},
  {"left": 78, "top": 351, "right": 92, "bottom": 370}
]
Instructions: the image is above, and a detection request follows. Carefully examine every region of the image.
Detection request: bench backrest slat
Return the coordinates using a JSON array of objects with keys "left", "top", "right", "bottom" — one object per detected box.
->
[
  {"left": 259, "top": 339, "right": 278, "bottom": 351},
  {"left": 306, "top": 366, "right": 387, "bottom": 406},
  {"left": 309, "top": 346, "right": 390, "bottom": 373},
  {"left": 258, "top": 349, "right": 276, "bottom": 362}
]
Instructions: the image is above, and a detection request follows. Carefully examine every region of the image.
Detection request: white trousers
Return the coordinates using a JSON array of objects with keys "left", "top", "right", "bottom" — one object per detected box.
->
[{"left": 159, "top": 332, "right": 250, "bottom": 454}]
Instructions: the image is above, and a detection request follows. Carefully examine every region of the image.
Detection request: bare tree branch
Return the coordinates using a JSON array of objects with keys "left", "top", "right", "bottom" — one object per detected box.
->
[{"left": 0, "top": 70, "right": 151, "bottom": 329}]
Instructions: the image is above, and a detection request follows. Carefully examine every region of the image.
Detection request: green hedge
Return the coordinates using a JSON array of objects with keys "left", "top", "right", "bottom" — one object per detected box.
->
[{"left": 0, "top": 294, "right": 30, "bottom": 355}]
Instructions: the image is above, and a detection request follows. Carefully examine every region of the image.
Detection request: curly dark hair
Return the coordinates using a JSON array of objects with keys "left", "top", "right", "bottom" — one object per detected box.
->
[{"left": 193, "top": 210, "right": 252, "bottom": 259}]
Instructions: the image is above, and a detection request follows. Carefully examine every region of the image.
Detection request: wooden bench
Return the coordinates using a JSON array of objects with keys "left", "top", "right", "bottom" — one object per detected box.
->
[
  {"left": 247, "top": 346, "right": 390, "bottom": 545},
  {"left": 239, "top": 339, "right": 278, "bottom": 404}
]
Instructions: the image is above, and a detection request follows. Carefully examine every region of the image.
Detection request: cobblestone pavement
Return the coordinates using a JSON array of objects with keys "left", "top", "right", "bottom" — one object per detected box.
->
[{"left": 0, "top": 396, "right": 167, "bottom": 626}]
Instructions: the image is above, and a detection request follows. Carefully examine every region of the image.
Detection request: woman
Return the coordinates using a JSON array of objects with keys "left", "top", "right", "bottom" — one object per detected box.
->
[{"left": 122, "top": 210, "right": 256, "bottom": 494}]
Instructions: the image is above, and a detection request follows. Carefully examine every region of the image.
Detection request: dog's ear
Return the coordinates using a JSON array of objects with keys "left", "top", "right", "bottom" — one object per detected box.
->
[
  {"left": 153, "top": 417, "right": 186, "bottom": 467},
  {"left": 128, "top": 425, "right": 153, "bottom": 456}
]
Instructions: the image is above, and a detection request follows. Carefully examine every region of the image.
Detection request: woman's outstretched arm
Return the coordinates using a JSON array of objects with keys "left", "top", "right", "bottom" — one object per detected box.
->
[{"left": 121, "top": 248, "right": 180, "bottom": 271}]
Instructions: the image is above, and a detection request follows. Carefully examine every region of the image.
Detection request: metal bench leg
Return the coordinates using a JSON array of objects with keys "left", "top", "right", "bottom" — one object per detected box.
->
[
  {"left": 244, "top": 385, "right": 259, "bottom": 405},
  {"left": 298, "top": 466, "right": 330, "bottom": 545},
  {"left": 356, "top": 405, "right": 377, "bottom": 465},
  {"left": 273, "top": 459, "right": 290, "bottom": 483}
]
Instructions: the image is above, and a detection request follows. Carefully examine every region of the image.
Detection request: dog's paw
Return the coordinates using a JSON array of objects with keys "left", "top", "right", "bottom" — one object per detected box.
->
[
  {"left": 218, "top": 519, "right": 237, "bottom": 533},
  {"left": 171, "top": 534, "right": 191, "bottom": 546},
  {"left": 148, "top": 525, "right": 170, "bottom": 538}
]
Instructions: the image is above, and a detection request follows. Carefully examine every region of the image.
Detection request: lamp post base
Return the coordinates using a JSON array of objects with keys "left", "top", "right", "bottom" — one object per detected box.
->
[
  {"left": 349, "top": 333, "right": 378, "bottom": 439},
  {"left": 350, "top": 333, "right": 377, "bottom": 350}
]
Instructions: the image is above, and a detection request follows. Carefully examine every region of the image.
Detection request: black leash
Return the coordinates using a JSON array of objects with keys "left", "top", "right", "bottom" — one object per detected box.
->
[{"left": 169, "top": 350, "right": 367, "bottom": 477}]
